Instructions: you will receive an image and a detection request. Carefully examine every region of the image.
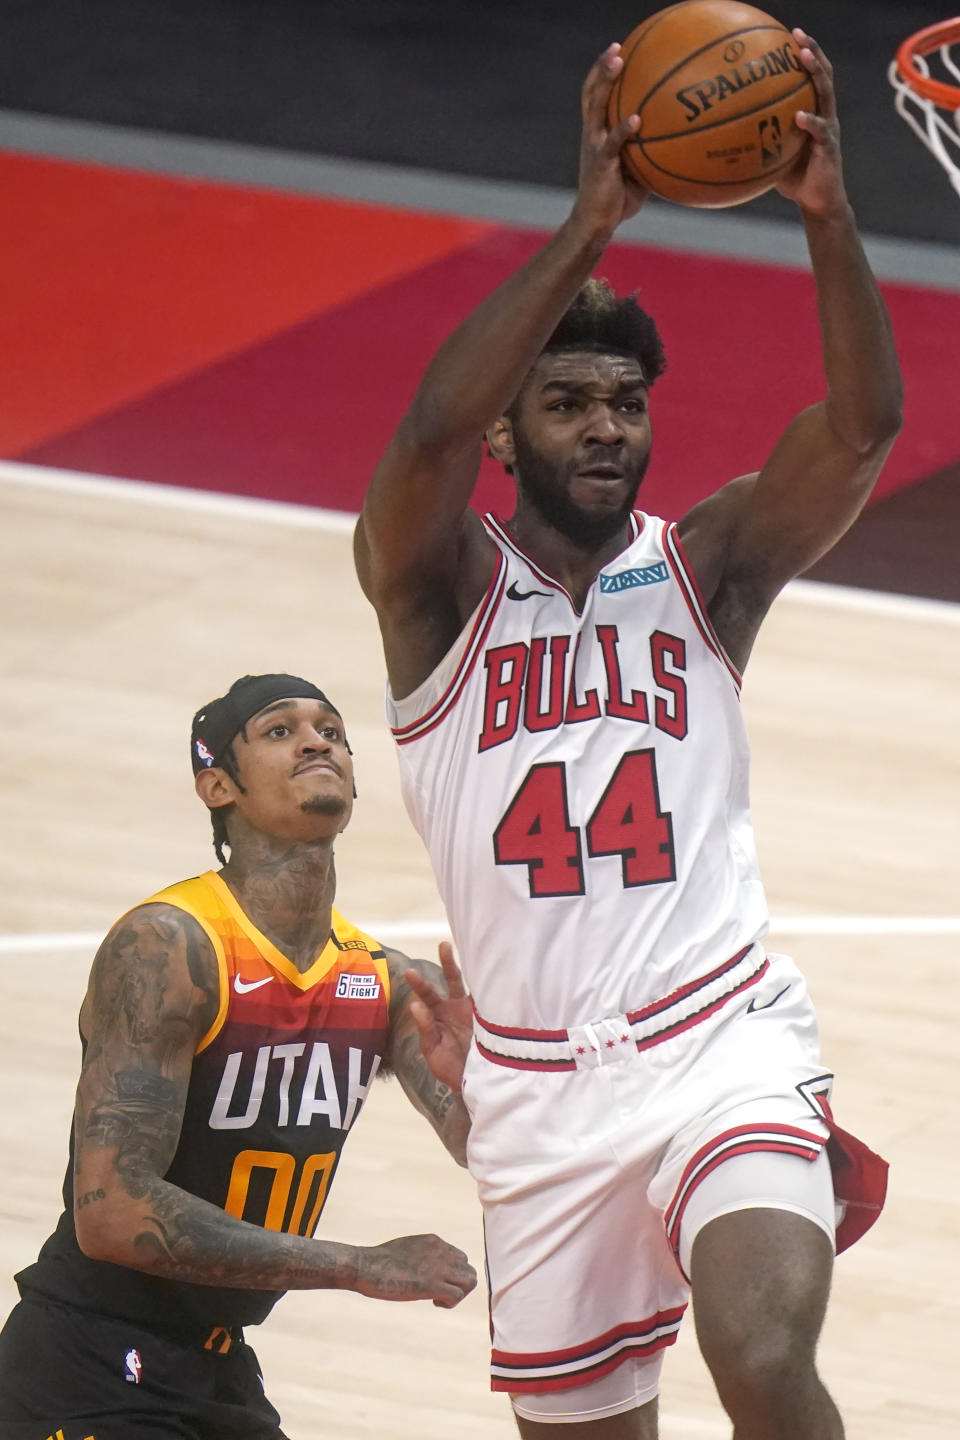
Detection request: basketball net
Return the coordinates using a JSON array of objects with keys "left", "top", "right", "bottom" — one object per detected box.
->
[{"left": 889, "top": 18, "right": 960, "bottom": 199}]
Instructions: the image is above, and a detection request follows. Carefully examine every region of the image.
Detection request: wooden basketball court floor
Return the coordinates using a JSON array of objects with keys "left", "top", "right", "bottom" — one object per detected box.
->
[{"left": 1, "top": 461, "right": 958, "bottom": 1438}]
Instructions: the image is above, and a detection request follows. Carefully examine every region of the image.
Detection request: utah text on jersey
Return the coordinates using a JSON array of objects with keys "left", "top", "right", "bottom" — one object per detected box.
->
[{"left": 142, "top": 871, "right": 390, "bottom": 1237}]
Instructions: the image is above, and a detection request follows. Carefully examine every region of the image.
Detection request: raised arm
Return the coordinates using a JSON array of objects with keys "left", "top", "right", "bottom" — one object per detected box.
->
[
  {"left": 679, "top": 32, "right": 903, "bottom": 673},
  {"left": 385, "top": 942, "right": 472, "bottom": 1168},
  {"left": 355, "top": 44, "right": 648, "bottom": 697},
  {"left": 73, "top": 904, "right": 475, "bottom": 1307}
]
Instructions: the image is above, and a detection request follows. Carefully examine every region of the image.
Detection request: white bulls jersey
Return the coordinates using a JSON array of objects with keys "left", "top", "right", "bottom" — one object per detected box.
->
[{"left": 388, "top": 511, "right": 769, "bottom": 1031}]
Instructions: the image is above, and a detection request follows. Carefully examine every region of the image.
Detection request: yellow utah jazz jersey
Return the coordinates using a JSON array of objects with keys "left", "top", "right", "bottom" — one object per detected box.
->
[{"left": 18, "top": 871, "right": 391, "bottom": 1330}]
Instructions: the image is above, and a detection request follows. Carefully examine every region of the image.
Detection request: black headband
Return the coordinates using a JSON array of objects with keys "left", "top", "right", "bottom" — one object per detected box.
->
[{"left": 191, "top": 674, "right": 342, "bottom": 775}]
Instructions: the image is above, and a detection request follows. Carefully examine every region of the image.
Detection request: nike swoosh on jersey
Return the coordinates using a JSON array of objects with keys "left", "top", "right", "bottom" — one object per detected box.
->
[
  {"left": 234, "top": 975, "right": 275, "bottom": 994},
  {"left": 746, "top": 984, "right": 790, "bottom": 1013},
  {"left": 507, "top": 581, "right": 551, "bottom": 601}
]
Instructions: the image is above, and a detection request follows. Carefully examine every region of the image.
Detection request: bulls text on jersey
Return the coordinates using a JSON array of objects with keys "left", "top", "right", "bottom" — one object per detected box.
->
[{"left": 479, "top": 623, "right": 687, "bottom": 752}]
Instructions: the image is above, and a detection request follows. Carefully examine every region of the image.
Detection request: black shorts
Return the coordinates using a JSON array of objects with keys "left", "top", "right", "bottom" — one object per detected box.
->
[{"left": 0, "top": 1295, "right": 287, "bottom": 1440}]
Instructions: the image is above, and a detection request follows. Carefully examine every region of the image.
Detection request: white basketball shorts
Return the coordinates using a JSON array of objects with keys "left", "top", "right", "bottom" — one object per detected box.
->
[{"left": 459, "top": 947, "right": 873, "bottom": 1409}]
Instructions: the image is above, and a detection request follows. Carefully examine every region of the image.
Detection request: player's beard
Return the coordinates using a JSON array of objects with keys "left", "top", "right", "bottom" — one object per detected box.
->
[
  {"left": 301, "top": 793, "right": 350, "bottom": 820},
  {"left": 512, "top": 429, "right": 650, "bottom": 547}
]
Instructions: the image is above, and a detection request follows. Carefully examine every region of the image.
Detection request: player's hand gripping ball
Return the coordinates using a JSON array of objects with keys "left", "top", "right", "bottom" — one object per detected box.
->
[{"left": 608, "top": 0, "right": 817, "bottom": 207}]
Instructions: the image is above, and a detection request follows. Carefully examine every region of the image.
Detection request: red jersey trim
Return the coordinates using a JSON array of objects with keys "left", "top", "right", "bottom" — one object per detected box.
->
[
  {"left": 472, "top": 946, "right": 767, "bottom": 1068},
  {"left": 490, "top": 1307, "right": 686, "bottom": 1393},
  {"left": 472, "top": 1003, "right": 568, "bottom": 1042},
  {"left": 474, "top": 1041, "right": 576, "bottom": 1072},
  {"left": 482, "top": 511, "right": 645, "bottom": 611},
  {"left": 625, "top": 945, "right": 755, "bottom": 1024},
  {"left": 482, "top": 514, "right": 573, "bottom": 604},
  {"left": 663, "top": 521, "right": 742, "bottom": 692},
  {"left": 391, "top": 551, "right": 507, "bottom": 746},
  {"left": 633, "top": 958, "right": 767, "bottom": 1051},
  {"left": 664, "top": 1122, "right": 827, "bottom": 1278}
]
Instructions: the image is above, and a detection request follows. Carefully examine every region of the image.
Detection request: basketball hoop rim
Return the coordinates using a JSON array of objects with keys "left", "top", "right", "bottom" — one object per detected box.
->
[{"left": 895, "top": 18, "right": 960, "bottom": 111}]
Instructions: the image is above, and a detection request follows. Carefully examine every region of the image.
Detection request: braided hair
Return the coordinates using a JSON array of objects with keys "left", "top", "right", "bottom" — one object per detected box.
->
[{"left": 209, "top": 739, "right": 244, "bottom": 865}]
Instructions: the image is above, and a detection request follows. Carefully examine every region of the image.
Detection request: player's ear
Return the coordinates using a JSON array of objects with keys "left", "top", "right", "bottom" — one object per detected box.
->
[
  {"left": 486, "top": 416, "right": 516, "bottom": 469},
  {"left": 196, "top": 766, "right": 238, "bottom": 811}
]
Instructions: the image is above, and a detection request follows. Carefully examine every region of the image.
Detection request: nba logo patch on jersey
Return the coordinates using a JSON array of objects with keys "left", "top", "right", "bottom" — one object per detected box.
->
[
  {"left": 335, "top": 972, "right": 382, "bottom": 1000},
  {"left": 600, "top": 561, "right": 669, "bottom": 592},
  {"left": 124, "top": 1347, "right": 142, "bottom": 1383}
]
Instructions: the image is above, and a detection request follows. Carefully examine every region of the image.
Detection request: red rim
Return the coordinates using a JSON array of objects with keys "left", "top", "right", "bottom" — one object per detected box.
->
[{"left": 896, "top": 18, "right": 960, "bottom": 111}]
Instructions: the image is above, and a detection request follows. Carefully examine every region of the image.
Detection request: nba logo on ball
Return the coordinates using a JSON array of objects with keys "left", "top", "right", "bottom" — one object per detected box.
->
[
  {"left": 124, "top": 1347, "right": 142, "bottom": 1383},
  {"left": 608, "top": 0, "right": 817, "bottom": 207}
]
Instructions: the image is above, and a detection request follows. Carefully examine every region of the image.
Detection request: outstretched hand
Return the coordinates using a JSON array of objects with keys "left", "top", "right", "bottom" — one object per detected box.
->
[
  {"left": 775, "top": 31, "right": 847, "bottom": 217},
  {"left": 571, "top": 43, "right": 649, "bottom": 238},
  {"left": 403, "top": 941, "right": 473, "bottom": 1092}
]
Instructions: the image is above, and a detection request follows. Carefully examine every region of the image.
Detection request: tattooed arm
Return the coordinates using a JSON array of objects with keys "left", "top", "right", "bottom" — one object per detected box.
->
[
  {"left": 385, "top": 942, "right": 472, "bottom": 1167},
  {"left": 73, "top": 904, "right": 475, "bottom": 1306}
]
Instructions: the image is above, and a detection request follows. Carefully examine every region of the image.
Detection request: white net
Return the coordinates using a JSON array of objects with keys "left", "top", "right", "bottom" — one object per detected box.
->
[{"left": 889, "top": 29, "right": 960, "bottom": 199}]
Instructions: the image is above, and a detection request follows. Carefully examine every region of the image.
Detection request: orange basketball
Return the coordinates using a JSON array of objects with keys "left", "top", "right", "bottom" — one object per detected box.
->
[{"left": 608, "top": 0, "right": 817, "bottom": 207}]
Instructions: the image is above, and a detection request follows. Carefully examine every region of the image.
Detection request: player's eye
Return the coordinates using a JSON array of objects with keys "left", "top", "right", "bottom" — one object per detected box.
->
[
  {"left": 619, "top": 398, "right": 646, "bottom": 414},
  {"left": 548, "top": 399, "right": 576, "bottom": 412},
  {"left": 267, "top": 724, "right": 290, "bottom": 739},
  {"left": 320, "top": 725, "right": 342, "bottom": 742}
]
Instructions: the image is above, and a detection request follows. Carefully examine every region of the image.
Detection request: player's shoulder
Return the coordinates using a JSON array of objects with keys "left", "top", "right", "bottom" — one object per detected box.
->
[
  {"left": 676, "top": 474, "right": 760, "bottom": 598},
  {"left": 678, "top": 474, "right": 759, "bottom": 535},
  {"left": 103, "top": 892, "right": 211, "bottom": 944},
  {"left": 94, "top": 892, "right": 220, "bottom": 995},
  {"left": 122, "top": 873, "right": 222, "bottom": 959},
  {"left": 82, "top": 895, "right": 222, "bottom": 1043}
]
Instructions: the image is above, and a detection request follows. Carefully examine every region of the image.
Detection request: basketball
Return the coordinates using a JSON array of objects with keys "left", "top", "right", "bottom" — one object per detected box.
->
[{"left": 608, "top": 0, "right": 817, "bottom": 207}]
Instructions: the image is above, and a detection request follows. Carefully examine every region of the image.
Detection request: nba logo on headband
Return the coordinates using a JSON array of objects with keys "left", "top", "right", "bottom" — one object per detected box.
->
[{"left": 195, "top": 738, "right": 215, "bottom": 768}]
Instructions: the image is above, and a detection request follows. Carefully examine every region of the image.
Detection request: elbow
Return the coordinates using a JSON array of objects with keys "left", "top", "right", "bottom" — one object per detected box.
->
[
  {"left": 399, "top": 395, "right": 476, "bottom": 463},
  {"left": 867, "top": 369, "right": 906, "bottom": 451},
  {"left": 399, "top": 399, "right": 441, "bottom": 453},
  {"left": 855, "top": 412, "right": 902, "bottom": 462},
  {"left": 75, "top": 1196, "right": 129, "bottom": 1264},
  {"left": 829, "top": 397, "right": 903, "bottom": 459},
  {"left": 873, "top": 392, "right": 905, "bottom": 449},
  {"left": 75, "top": 1214, "right": 111, "bottom": 1262}
]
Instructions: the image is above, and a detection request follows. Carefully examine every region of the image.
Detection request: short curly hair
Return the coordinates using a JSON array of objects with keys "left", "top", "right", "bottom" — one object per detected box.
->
[{"left": 541, "top": 277, "right": 667, "bottom": 383}]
